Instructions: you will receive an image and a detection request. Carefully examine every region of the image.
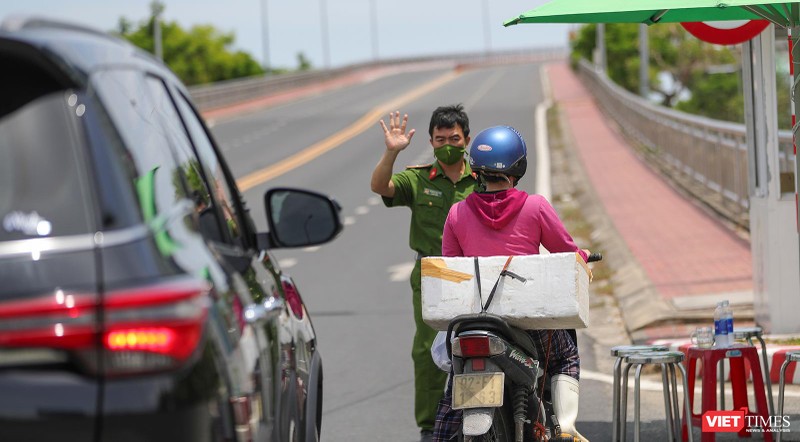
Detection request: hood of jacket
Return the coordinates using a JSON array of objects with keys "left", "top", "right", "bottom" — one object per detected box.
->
[{"left": 465, "top": 188, "right": 528, "bottom": 230}]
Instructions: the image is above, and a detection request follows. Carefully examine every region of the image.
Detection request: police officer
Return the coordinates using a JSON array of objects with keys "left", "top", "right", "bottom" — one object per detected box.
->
[{"left": 370, "top": 105, "right": 478, "bottom": 442}]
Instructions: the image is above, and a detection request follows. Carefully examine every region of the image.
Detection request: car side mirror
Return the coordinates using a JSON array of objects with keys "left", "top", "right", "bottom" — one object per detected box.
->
[{"left": 262, "top": 188, "right": 342, "bottom": 249}]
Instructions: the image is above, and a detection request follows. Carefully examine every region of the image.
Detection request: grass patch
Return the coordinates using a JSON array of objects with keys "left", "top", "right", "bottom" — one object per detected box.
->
[
  {"left": 546, "top": 104, "right": 615, "bottom": 296},
  {"left": 546, "top": 104, "right": 565, "bottom": 152},
  {"left": 558, "top": 204, "right": 593, "bottom": 241},
  {"left": 556, "top": 198, "right": 614, "bottom": 296},
  {"left": 764, "top": 337, "right": 800, "bottom": 346}
]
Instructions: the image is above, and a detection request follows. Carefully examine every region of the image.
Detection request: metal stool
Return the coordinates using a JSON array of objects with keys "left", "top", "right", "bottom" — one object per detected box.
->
[
  {"left": 777, "top": 350, "right": 800, "bottom": 442},
  {"left": 728, "top": 326, "right": 774, "bottom": 415},
  {"left": 610, "top": 344, "right": 669, "bottom": 442},
  {"left": 620, "top": 351, "right": 693, "bottom": 442}
]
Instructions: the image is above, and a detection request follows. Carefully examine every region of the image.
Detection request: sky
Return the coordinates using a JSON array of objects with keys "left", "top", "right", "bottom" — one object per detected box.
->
[{"left": 0, "top": 0, "right": 571, "bottom": 69}]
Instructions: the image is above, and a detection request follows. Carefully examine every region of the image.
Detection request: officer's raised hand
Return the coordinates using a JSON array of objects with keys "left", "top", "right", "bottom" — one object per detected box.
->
[{"left": 379, "top": 111, "right": 416, "bottom": 152}]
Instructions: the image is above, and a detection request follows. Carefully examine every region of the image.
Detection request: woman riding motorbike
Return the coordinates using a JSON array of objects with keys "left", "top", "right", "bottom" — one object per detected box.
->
[{"left": 432, "top": 125, "right": 589, "bottom": 441}]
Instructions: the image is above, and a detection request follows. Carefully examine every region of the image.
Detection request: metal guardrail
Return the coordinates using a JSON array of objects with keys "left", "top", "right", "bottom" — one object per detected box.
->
[
  {"left": 187, "top": 47, "right": 568, "bottom": 112},
  {"left": 577, "top": 59, "right": 796, "bottom": 230}
]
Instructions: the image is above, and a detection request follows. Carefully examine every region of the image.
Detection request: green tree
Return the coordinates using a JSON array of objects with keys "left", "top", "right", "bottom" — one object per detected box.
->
[
  {"left": 648, "top": 24, "right": 738, "bottom": 108},
  {"left": 571, "top": 24, "right": 640, "bottom": 93},
  {"left": 675, "top": 71, "right": 743, "bottom": 122},
  {"left": 296, "top": 52, "right": 312, "bottom": 71},
  {"left": 116, "top": 11, "right": 263, "bottom": 85},
  {"left": 571, "top": 23, "right": 740, "bottom": 109}
]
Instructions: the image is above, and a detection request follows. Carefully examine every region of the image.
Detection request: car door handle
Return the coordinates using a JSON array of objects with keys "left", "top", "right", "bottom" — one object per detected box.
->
[{"left": 244, "top": 296, "right": 285, "bottom": 324}]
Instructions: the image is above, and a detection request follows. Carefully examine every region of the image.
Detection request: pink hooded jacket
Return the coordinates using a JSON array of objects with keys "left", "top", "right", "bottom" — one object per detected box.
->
[{"left": 442, "top": 188, "right": 587, "bottom": 261}]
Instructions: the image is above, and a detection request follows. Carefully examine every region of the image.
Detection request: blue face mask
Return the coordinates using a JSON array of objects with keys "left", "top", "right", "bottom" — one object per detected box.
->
[{"left": 434, "top": 144, "right": 465, "bottom": 165}]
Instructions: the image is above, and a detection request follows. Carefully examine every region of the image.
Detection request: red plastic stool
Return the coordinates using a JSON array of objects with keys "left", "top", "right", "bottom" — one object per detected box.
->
[{"left": 682, "top": 345, "right": 772, "bottom": 442}]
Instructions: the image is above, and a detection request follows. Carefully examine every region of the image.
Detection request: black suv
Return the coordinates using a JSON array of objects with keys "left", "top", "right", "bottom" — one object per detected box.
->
[{"left": 0, "top": 17, "right": 341, "bottom": 442}]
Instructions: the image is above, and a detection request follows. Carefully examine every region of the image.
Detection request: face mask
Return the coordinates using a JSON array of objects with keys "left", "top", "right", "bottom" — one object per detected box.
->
[{"left": 434, "top": 144, "right": 465, "bottom": 165}]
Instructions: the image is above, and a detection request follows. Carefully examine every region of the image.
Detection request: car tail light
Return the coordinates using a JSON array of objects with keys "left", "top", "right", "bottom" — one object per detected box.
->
[
  {"left": 105, "top": 323, "right": 200, "bottom": 361},
  {"left": 452, "top": 335, "right": 506, "bottom": 358},
  {"left": 0, "top": 277, "right": 210, "bottom": 376}
]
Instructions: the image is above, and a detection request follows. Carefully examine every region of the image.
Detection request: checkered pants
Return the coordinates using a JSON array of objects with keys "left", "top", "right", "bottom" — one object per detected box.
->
[{"left": 432, "top": 329, "right": 580, "bottom": 442}]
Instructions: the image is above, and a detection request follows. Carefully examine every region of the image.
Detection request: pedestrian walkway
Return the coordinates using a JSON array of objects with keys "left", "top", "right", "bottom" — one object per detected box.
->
[
  {"left": 547, "top": 61, "right": 751, "bottom": 329},
  {"left": 547, "top": 62, "right": 752, "bottom": 301},
  {"left": 546, "top": 62, "right": 800, "bottom": 384}
]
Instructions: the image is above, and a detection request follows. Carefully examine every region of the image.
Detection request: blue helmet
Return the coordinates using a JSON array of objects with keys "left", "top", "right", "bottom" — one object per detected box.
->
[{"left": 468, "top": 126, "right": 528, "bottom": 179}]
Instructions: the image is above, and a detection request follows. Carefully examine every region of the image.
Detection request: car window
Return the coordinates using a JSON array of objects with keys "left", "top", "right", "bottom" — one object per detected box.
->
[
  {"left": 0, "top": 91, "right": 93, "bottom": 241},
  {"left": 171, "top": 90, "right": 246, "bottom": 247},
  {"left": 90, "top": 70, "right": 189, "bottom": 248},
  {"left": 140, "top": 76, "right": 230, "bottom": 242},
  {"left": 81, "top": 88, "right": 145, "bottom": 231}
]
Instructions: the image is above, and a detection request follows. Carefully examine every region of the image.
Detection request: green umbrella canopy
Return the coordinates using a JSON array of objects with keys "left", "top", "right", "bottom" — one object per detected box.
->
[{"left": 504, "top": 1, "right": 800, "bottom": 27}]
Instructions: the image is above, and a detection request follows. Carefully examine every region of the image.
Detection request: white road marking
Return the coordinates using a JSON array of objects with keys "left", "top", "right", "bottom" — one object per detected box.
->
[
  {"left": 278, "top": 258, "right": 298, "bottom": 269},
  {"left": 355, "top": 206, "right": 369, "bottom": 215},
  {"left": 368, "top": 197, "right": 382, "bottom": 206},
  {"left": 388, "top": 262, "right": 415, "bottom": 282},
  {"left": 235, "top": 71, "right": 462, "bottom": 191},
  {"left": 464, "top": 69, "right": 506, "bottom": 111},
  {"left": 343, "top": 216, "right": 357, "bottom": 226},
  {"left": 303, "top": 246, "right": 321, "bottom": 252}
]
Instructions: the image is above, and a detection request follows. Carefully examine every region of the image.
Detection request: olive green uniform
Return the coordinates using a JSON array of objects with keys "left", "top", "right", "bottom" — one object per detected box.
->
[{"left": 382, "top": 160, "right": 477, "bottom": 431}]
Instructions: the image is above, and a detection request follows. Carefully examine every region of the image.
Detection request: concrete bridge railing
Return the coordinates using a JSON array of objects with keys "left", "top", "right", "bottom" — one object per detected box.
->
[
  {"left": 187, "top": 47, "right": 568, "bottom": 112},
  {"left": 577, "top": 59, "right": 795, "bottom": 231}
]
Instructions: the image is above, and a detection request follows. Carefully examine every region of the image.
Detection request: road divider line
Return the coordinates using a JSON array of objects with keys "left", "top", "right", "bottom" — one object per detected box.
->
[{"left": 236, "top": 70, "right": 461, "bottom": 191}]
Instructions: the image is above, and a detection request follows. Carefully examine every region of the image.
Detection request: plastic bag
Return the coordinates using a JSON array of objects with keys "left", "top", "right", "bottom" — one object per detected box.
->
[{"left": 430, "top": 330, "right": 451, "bottom": 372}]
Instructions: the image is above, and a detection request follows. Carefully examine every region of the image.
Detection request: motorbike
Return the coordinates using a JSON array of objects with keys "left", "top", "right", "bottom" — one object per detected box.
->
[{"left": 443, "top": 253, "right": 603, "bottom": 442}]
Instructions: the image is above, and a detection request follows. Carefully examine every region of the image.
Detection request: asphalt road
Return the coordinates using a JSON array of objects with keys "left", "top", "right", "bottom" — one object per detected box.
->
[{"left": 210, "top": 62, "right": 799, "bottom": 442}]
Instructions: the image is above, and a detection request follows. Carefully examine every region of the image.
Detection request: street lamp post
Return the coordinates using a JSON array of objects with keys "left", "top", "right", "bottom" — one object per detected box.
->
[
  {"left": 595, "top": 23, "right": 607, "bottom": 72},
  {"left": 319, "top": 0, "right": 331, "bottom": 69},
  {"left": 261, "top": 0, "right": 270, "bottom": 72},
  {"left": 639, "top": 23, "right": 649, "bottom": 97},
  {"left": 482, "top": 0, "right": 492, "bottom": 53},
  {"left": 369, "top": 0, "right": 379, "bottom": 60},
  {"left": 151, "top": 0, "right": 164, "bottom": 61}
]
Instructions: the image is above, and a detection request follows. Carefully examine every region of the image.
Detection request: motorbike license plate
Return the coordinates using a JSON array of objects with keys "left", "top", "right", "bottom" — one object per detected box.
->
[{"left": 452, "top": 372, "right": 504, "bottom": 410}]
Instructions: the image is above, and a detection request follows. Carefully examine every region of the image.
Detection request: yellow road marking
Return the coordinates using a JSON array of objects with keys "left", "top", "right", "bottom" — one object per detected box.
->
[{"left": 236, "top": 70, "right": 461, "bottom": 191}]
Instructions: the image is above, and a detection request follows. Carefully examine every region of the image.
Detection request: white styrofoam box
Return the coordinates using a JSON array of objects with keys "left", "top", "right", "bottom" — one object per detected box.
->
[{"left": 421, "top": 253, "right": 591, "bottom": 331}]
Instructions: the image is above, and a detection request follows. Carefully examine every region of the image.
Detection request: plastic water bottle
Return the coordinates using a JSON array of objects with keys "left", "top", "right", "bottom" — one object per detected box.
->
[
  {"left": 723, "top": 300, "right": 734, "bottom": 347},
  {"left": 713, "top": 302, "right": 727, "bottom": 348}
]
